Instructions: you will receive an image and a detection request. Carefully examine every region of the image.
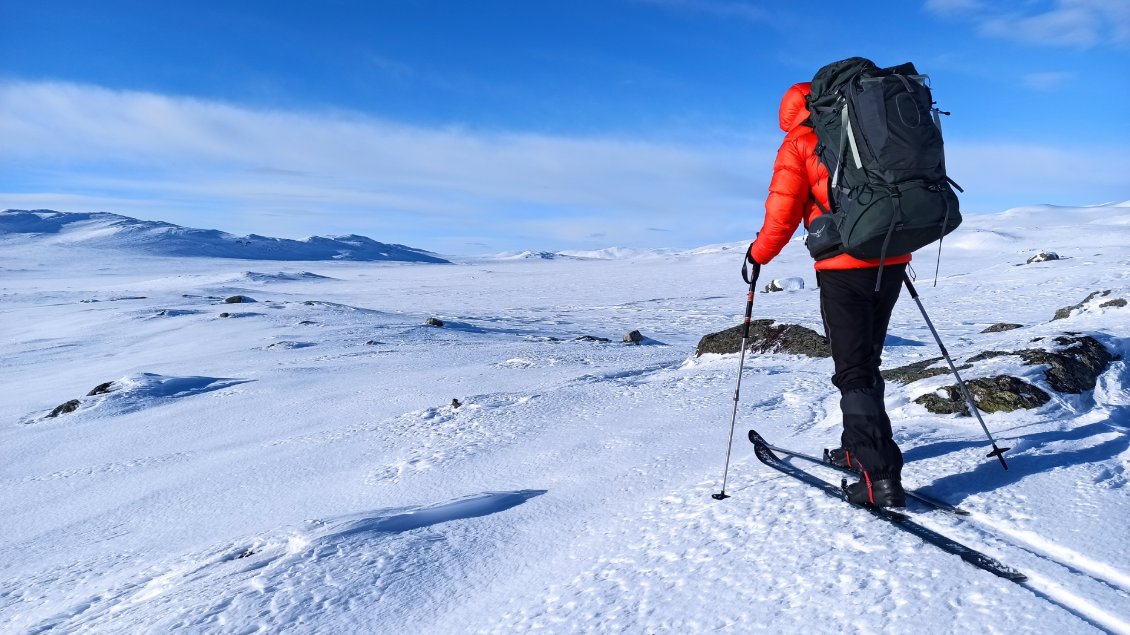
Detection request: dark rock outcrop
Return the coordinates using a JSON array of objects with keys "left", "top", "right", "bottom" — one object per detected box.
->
[
  {"left": 47, "top": 399, "right": 81, "bottom": 418},
  {"left": 1053, "top": 290, "right": 1110, "bottom": 321},
  {"left": 1018, "top": 335, "right": 1113, "bottom": 393},
  {"left": 624, "top": 330, "right": 643, "bottom": 345},
  {"left": 575, "top": 335, "right": 610, "bottom": 343},
  {"left": 915, "top": 375, "right": 1051, "bottom": 415},
  {"left": 953, "top": 335, "right": 1112, "bottom": 394},
  {"left": 425, "top": 317, "right": 444, "bottom": 327},
  {"left": 87, "top": 382, "right": 115, "bottom": 396},
  {"left": 696, "top": 320, "right": 830, "bottom": 358},
  {"left": 882, "top": 357, "right": 954, "bottom": 383},
  {"left": 224, "top": 295, "right": 254, "bottom": 304},
  {"left": 1026, "top": 251, "right": 1059, "bottom": 264},
  {"left": 981, "top": 323, "right": 1023, "bottom": 333},
  {"left": 966, "top": 350, "right": 1013, "bottom": 363},
  {"left": 1101, "top": 298, "right": 1127, "bottom": 309}
]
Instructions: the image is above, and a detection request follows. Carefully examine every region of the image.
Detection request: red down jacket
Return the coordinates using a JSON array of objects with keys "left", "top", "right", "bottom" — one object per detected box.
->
[{"left": 748, "top": 82, "right": 912, "bottom": 271}]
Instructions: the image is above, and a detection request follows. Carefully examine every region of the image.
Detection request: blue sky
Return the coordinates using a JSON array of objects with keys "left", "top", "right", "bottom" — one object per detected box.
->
[{"left": 2, "top": 0, "right": 1128, "bottom": 253}]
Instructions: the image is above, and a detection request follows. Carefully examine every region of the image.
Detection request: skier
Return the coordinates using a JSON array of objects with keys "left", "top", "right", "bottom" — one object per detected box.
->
[{"left": 745, "top": 81, "right": 911, "bottom": 508}]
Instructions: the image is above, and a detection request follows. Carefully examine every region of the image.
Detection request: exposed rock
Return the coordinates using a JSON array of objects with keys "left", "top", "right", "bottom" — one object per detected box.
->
[
  {"left": 1053, "top": 290, "right": 1110, "bottom": 321},
  {"left": 575, "top": 335, "right": 610, "bottom": 343},
  {"left": 966, "top": 350, "right": 1013, "bottom": 363},
  {"left": 297, "top": 320, "right": 317, "bottom": 325},
  {"left": 47, "top": 399, "right": 81, "bottom": 418},
  {"left": 1101, "top": 298, "right": 1127, "bottom": 309},
  {"left": 882, "top": 357, "right": 952, "bottom": 383},
  {"left": 1018, "top": 335, "right": 1113, "bottom": 393},
  {"left": 981, "top": 323, "right": 1023, "bottom": 333},
  {"left": 1026, "top": 251, "right": 1059, "bottom": 264},
  {"left": 451, "top": 398, "right": 462, "bottom": 409},
  {"left": 915, "top": 376, "right": 1051, "bottom": 415},
  {"left": 87, "top": 382, "right": 115, "bottom": 396},
  {"left": 695, "top": 320, "right": 830, "bottom": 358},
  {"left": 219, "top": 312, "right": 231, "bottom": 318},
  {"left": 266, "top": 341, "right": 314, "bottom": 350},
  {"left": 624, "top": 330, "right": 644, "bottom": 344},
  {"left": 224, "top": 295, "right": 254, "bottom": 304},
  {"left": 763, "top": 277, "right": 804, "bottom": 293},
  {"left": 425, "top": 317, "right": 444, "bottom": 327}
]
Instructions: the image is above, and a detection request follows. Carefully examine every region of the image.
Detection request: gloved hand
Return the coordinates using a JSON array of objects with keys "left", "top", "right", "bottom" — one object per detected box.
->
[{"left": 742, "top": 243, "right": 761, "bottom": 283}]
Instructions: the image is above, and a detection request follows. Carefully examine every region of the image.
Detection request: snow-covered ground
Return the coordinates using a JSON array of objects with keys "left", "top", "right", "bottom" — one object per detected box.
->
[{"left": 1, "top": 203, "right": 1129, "bottom": 634}]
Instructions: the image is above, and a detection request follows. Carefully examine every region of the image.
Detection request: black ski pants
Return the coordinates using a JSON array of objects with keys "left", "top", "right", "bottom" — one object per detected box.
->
[{"left": 818, "top": 264, "right": 906, "bottom": 481}]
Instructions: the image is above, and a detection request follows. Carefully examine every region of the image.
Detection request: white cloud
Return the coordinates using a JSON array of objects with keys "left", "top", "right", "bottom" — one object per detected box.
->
[
  {"left": 926, "top": 0, "right": 1130, "bottom": 47},
  {"left": 1021, "top": 71, "right": 1076, "bottom": 90},
  {"left": 0, "top": 81, "right": 768, "bottom": 251},
  {"left": 1, "top": 81, "right": 1126, "bottom": 251},
  {"left": 945, "top": 140, "right": 1130, "bottom": 211}
]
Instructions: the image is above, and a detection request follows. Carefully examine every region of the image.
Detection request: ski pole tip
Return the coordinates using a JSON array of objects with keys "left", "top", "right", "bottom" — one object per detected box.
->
[{"left": 711, "top": 492, "right": 730, "bottom": 500}]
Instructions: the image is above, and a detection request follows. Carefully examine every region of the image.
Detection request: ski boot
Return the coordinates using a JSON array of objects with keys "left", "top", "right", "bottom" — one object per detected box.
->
[
  {"left": 843, "top": 474, "right": 906, "bottom": 509},
  {"left": 824, "top": 447, "right": 860, "bottom": 472}
]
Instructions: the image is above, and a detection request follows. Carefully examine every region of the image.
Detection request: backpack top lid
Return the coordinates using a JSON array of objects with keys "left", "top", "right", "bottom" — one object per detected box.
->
[
  {"left": 808, "top": 58, "right": 925, "bottom": 113},
  {"left": 807, "top": 57, "right": 877, "bottom": 112}
]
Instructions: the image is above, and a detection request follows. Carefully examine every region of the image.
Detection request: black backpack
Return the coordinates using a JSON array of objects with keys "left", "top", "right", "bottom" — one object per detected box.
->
[{"left": 804, "top": 57, "right": 962, "bottom": 285}]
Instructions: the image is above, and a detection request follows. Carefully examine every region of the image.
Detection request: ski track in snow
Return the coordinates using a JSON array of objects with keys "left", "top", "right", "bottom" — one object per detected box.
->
[{"left": 2, "top": 205, "right": 1130, "bottom": 633}]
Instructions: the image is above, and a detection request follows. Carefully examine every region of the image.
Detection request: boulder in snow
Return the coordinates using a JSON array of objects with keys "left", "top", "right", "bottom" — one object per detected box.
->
[
  {"left": 696, "top": 320, "right": 830, "bottom": 358},
  {"left": 763, "top": 277, "right": 805, "bottom": 293},
  {"left": 881, "top": 357, "right": 960, "bottom": 384},
  {"left": 981, "top": 323, "right": 1023, "bottom": 333},
  {"left": 1052, "top": 290, "right": 1119, "bottom": 321},
  {"left": 915, "top": 375, "right": 1050, "bottom": 415},
  {"left": 1019, "top": 335, "right": 1113, "bottom": 393},
  {"left": 1026, "top": 251, "right": 1060, "bottom": 264},
  {"left": 46, "top": 399, "right": 81, "bottom": 418}
]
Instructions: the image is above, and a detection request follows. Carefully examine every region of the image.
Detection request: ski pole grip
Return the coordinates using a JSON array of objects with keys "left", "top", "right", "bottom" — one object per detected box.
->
[{"left": 742, "top": 242, "right": 761, "bottom": 285}]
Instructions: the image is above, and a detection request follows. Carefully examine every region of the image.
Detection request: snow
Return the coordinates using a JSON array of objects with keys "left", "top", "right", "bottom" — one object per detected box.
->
[
  {"left": 0, "top": 209, "right": 448, "bottom": 263},
  {"left": 1, "top": 202, "right": 1129, "bottom": 633}
]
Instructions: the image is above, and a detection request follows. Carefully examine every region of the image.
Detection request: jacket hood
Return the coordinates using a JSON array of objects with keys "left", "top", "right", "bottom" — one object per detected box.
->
[{"left": 779, "top": 82, "right": 812, "bottom": 133}]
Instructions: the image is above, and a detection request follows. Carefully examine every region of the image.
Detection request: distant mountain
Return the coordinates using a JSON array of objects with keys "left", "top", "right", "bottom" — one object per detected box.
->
[{"left": 0, "top": 209, "right": 449, "bottom": 263}]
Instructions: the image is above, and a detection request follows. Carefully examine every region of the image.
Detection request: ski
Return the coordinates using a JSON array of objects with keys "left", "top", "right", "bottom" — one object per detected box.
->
[
  {"left": 748, "top": 429, "right": 1027, "bottom": 583},
  {"left": 758, "top": 441, "right": 970, "bottom": 516}
]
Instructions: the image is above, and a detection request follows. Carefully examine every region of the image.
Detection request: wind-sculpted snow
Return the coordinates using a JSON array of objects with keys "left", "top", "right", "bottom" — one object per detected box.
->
[
  {"left": 1, "top": 202, "right": 1129, "bottom": 633},
  {"left": 14, "top": 492, "right": 544, "bottom": 634},
  {"left": 0, "top": 209, "right": 449, "bottom": 263},
  {"left": 21, "top": 373, "right": 253, "bottom": 424}
]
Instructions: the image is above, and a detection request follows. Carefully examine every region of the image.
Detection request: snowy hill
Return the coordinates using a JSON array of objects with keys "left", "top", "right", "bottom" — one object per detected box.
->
[
  {"left": 1, "top": 202, "right": 1129, "bottom": 633},
  {"left": 0, "top": 209, "right": 449, "bottom": 263}
]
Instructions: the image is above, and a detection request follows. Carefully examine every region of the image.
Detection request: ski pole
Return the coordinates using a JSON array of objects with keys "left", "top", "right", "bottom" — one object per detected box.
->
[
  {"left": 902, "top": 273, "right": 1010, "bottom": 470},
  {"left": 713, "top": 246, "right": 761, "bottom": 500}
]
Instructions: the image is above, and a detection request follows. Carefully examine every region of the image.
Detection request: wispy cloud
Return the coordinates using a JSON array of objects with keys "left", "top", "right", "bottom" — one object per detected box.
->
[
  {"left": 1021, "top": 71, "right": 1075, "bottom": 90},
  {"left": 926, "top": 0, "right": 1130, "bottom": 48},
  {"left": 1, "top": 81, "right": 1125, "bottom": 252},
  {"left": 0, "top": 81, "right": 767, "bottom": 252}
]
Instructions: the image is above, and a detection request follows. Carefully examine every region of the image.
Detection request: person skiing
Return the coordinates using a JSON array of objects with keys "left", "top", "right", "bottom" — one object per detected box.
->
[{"left": 745, "top": 81, "right": 912, "bottom": 508}]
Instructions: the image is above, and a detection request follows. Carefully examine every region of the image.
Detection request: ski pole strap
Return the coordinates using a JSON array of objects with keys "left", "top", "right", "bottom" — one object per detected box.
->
[
  {"left": 741, "top": 242, "right": 759, "bottom": 338},
  {"left": 742, "top": 242, "right": 760, "bottom": 285}
]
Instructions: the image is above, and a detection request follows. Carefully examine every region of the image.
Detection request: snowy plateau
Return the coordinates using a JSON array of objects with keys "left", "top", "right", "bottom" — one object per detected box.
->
[{"left": 1, "top": 203, "right": 1129, "bottom": 634}]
